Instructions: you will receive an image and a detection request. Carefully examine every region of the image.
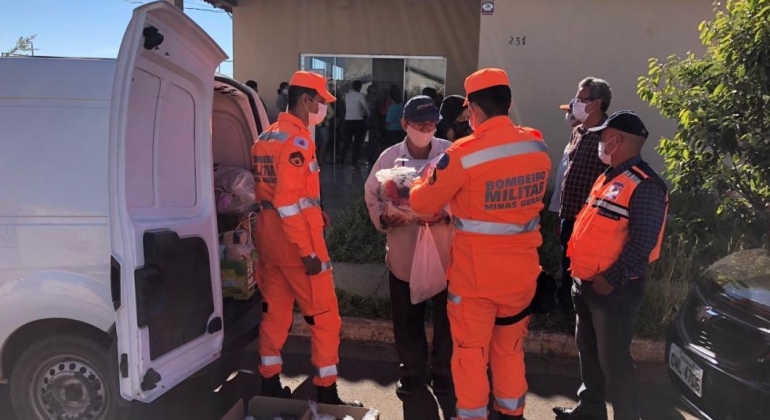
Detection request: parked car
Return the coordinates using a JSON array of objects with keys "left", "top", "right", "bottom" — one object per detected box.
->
[
  {"left": 0, "top": 2, "right": 270, "bottom": 419},
  {"left": 666, "top": 248, "right": 770, "bottom": 420}
]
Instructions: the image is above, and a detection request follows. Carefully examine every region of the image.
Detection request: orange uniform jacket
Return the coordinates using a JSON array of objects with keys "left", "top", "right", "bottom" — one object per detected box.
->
[
  {"left": 411, "top": 116, "right": 552, "bottom": 298},
  {"left": 568, "top": 164, "right": 668, "bottom": 280},
  {"left": 252, "top": 113, "right": 329, "bottom": 267}
]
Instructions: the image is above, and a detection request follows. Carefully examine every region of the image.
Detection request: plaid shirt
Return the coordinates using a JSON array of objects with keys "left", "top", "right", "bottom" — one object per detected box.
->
[
  {"left": 559, "top": 121, "right": 610, "bottom": 220},
  {"left": 602, "top": 156, "right": 669, "bottom": 286}
]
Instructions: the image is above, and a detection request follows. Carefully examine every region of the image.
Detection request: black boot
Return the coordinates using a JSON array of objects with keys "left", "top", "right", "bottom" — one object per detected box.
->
[
  {"left": 261, "top": 375, "right": 291, "bottom": 399},
  {"left": 317, "top": 383, "right": 363, "bottom": 407},
  {"left": 553, "top": 406, "right": 608, "bottom": 420}
]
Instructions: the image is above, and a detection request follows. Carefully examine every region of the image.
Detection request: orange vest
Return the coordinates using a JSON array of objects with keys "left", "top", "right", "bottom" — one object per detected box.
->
[
  {"left": 410, "top": 116, "right": 552, "bottom": 298},
  {"left": 252, "top": 113, "right": 328, "bottom": 268},
  {"left": 568, "top": 164, "right": 668, "bottom": 280}
]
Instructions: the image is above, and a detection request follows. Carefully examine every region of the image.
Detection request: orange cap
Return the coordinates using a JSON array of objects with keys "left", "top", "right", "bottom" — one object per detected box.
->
[
  {"left": 463, "top": 68, "right": 510, "bottom": 105},
  {"left": 289, "top": 71, "right": 336, "bottom": 103}
]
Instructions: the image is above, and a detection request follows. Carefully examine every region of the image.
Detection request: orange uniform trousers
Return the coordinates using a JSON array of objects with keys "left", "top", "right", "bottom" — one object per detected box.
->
[{"left": 448, "top": 288, "right": 535, "bottom": 419}]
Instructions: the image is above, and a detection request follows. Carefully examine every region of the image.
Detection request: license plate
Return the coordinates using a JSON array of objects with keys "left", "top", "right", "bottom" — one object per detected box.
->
[{"left": 669, "top": 343, "right": 704, "bottom": 397}]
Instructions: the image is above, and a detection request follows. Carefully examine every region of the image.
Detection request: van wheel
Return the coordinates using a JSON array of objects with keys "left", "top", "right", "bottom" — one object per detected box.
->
[{"left": 10, "top": 334, "right": 124, "bottom": 420}]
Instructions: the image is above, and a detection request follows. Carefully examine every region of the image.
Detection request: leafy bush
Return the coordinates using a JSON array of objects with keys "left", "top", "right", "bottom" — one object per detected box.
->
[
  {"left": 638, "top": 0, "right": 770, "bottom": 239},
  {"left": 325, "top": 193, "right": 386, "bottom": 263}
]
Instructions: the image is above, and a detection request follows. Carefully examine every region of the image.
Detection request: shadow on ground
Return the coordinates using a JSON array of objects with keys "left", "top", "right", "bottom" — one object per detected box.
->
[{"left": 0, "top": 335, "right": 696, "bottom": 420}]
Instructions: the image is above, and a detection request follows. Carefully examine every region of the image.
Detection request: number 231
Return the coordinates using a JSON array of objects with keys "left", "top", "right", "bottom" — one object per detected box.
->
[{"left": 509, "top": 36, "right": 526, "bottom": 46}]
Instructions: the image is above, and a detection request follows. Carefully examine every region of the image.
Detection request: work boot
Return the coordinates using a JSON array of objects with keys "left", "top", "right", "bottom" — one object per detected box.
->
[
  {"left": 430, "top": 374, "right": 452, "bottom": 395},
  {"left": 260, "top": 375, "right": 291, "bottom": 399},
  {"left": 317, "top": 382, "right": 363, "bottom": 407},
  {"left": 396, "top": 376, "right": 421, "bottom": 396},
  {"left": 553, "top": 406, "right": 608, "bottom": 420}
]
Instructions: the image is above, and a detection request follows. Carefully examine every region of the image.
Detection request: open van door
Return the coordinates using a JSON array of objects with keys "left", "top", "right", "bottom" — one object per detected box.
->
[{"left": 108, "top": 1, "right": 228, "bottom": 403}]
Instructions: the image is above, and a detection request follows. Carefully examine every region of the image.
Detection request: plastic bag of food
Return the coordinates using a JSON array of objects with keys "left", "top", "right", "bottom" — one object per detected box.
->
[
  {"left": 374, "top": 166, "right": 431, "bottom": 220},
  {"left": 214, "top": 165, "right": 257, "bottom": 214}
]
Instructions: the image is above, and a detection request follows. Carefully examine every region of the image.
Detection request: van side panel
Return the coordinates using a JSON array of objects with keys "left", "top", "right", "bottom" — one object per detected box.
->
[{"left": 0, "top": 58, "right": 116, "bottom": 379}]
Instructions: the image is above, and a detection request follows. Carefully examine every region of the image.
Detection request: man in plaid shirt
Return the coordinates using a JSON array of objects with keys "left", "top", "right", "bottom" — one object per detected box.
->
[{"left": 557, "top": 77, "right": 612, "bottom": 312}]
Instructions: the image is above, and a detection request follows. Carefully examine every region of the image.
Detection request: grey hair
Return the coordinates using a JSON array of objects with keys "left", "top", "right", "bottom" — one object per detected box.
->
[{"left": 579, "top": 77, "right": 612, "bottom": 113}]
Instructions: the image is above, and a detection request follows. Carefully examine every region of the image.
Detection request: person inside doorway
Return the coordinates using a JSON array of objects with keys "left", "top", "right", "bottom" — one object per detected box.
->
[
  {"left": 338, "top": 80, "right": 369, "bottom": 171},
  {"left": 384, "top": 84, "right": 406, "bottom": 148},
  {"left": 436, "top": 95, "right": 472, "bottom": 142},
  {"left": 365, "top": 84, "right": 382, "bottom": 165}
]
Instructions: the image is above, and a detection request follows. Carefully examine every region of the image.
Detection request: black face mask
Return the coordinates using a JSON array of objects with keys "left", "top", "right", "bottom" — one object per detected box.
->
[{"left": 452, "top": 121, "right": 473, "bottom": 138}]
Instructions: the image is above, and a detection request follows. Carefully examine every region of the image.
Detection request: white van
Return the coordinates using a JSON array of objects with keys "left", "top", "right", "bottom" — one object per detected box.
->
[{"left": 0, "top": 2, "right": 270, "bottom": 419}]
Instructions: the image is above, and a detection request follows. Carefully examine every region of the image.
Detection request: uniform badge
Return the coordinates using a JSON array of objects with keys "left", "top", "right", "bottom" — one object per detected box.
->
[
  {"left": 428, "top": 168, "right": 438, "bottom": 185},
  {"left": 605, "top": 182, "right": 624, "bottom": 200},
  {"left": 294, "top": 137, "right": 309, "bottom": 150},
  {"left": 288, "top": 151, "right": 305, "bottom": 167},
  {"left": 436, "top": 153, "right": 450, "bottom": 170}
]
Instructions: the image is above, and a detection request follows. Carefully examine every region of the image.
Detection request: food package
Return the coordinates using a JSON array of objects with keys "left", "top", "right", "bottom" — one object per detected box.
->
[
  {"left": 374, "top": 166, "right": 432, "bottom": 221},
  {"left": 214, "top": 165, "right": 257, "bottom": 214},
  {"left": 220, "top": 221, "right": 258, "bottom": 300}
]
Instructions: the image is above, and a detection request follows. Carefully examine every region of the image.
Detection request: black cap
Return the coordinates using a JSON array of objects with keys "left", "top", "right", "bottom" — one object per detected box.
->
[
  {"left": 588, "top": 110, "right": 649, "bottom": 139},
  {"left": 403, "top": 95, "right": 441, "bottom": 123}
]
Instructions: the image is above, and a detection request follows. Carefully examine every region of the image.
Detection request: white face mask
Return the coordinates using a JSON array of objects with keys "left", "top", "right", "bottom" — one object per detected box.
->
[
  {"left": 406, "top": 126, "right": 433, "bottom": 148},
  {"left": 597, "top": 137, "right": 618, "bottom": 165},
  {"left": 572, "top": 101, "right": 590, "bottom": 122},
  {"left": 565, "top": 112, "right": 577, "bottom": 127},
  {"left": 305, "top": 100, "right": 327, "bottom": 127}
]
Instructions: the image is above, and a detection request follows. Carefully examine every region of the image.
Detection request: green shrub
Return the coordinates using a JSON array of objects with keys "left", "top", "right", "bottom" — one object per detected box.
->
[
  {"left": 325, "top": 193, "right": 386, "bottom": 263},
  {"left": 638, "top": 0, "right": 770, "bottom": 238}
]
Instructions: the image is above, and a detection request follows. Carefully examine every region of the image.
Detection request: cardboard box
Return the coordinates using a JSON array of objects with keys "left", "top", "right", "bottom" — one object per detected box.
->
[
  {"left": 221, "top": 251, "right": 258, "bottom": 301},
  {"left": 220, "top": 396, "right": 310, "bottom": 420},
  {"left": 220, "top": 398, "right": 380, "bottom": 420}
]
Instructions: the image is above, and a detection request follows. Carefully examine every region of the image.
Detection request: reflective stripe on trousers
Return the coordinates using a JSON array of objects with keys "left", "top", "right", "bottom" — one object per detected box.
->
[
  {"left": 458, "top": 407, "right": 488, "bottom": 419},
  {"left": 317, "top": 365, "right": 338, "bottom": 378},
  {"left": 496, "top": 395, "right": 526, "bottom": 411},
  {"left": 453, "top": 216, "right": 540, "bottom": 236},
  {"left": 261, "top": 355, "right": 283, "bottom": 366},
  {"left": 460, "top": 140, "right": 548, "bottom": 169}
]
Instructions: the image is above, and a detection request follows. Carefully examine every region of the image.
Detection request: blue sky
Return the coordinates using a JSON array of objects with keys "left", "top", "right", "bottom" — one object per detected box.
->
[{"left": 1, "top": 0, "right": 234, "bottom": 75}]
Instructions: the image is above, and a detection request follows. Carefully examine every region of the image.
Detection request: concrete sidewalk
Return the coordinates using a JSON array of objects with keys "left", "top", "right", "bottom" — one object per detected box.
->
[{"left": 289, "top": 314, "right": 666, "bottom": 363}]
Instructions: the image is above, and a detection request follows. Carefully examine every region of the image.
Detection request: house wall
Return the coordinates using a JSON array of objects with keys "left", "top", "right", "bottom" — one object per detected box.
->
[
  {"left": 233, "top": 0, "right": 481, "bottom": 120},
  {"left": 478, "top": 0, "right": 714, "bottom": 174}
]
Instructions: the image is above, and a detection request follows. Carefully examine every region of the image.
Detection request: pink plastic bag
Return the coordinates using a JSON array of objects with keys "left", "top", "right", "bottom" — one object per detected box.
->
[{"left": 409, "top": 226, "right": 448, "bottom": 304}]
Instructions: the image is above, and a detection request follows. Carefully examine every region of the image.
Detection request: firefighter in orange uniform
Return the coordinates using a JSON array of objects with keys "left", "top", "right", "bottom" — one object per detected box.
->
[
  {"left": 252, "top": 71, "right": 360, "bottom": 407},
  {"left": 410, "top": 68, "right": 551, "bottom": 420}
]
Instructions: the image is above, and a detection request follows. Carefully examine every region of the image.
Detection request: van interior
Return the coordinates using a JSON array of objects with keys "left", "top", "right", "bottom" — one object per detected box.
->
[{"left": 211, "top": 77, "right": 264, "bottom": 349}]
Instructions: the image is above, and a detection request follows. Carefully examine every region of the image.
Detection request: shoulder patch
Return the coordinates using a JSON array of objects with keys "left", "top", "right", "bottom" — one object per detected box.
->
[
  {"left": 288, "top": 151, "right": 305, "bottom": 167},
  {"left": 436, "top": 153, "right": 450, "bottom": 170},
  {"left": 294, "top": 137, "right": 309, "bottom": 150},
  {"left": 428, "top": 168, "right": 438, "bottom": 185}
]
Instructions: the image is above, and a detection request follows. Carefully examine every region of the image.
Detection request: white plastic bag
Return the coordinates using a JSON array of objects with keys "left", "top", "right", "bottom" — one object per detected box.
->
[
  {"left": 409, "top": 226, "right": 448, "bottom": 304},
  {"left": 307, "top": 400, "right": 335, "bottom": 420}
]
